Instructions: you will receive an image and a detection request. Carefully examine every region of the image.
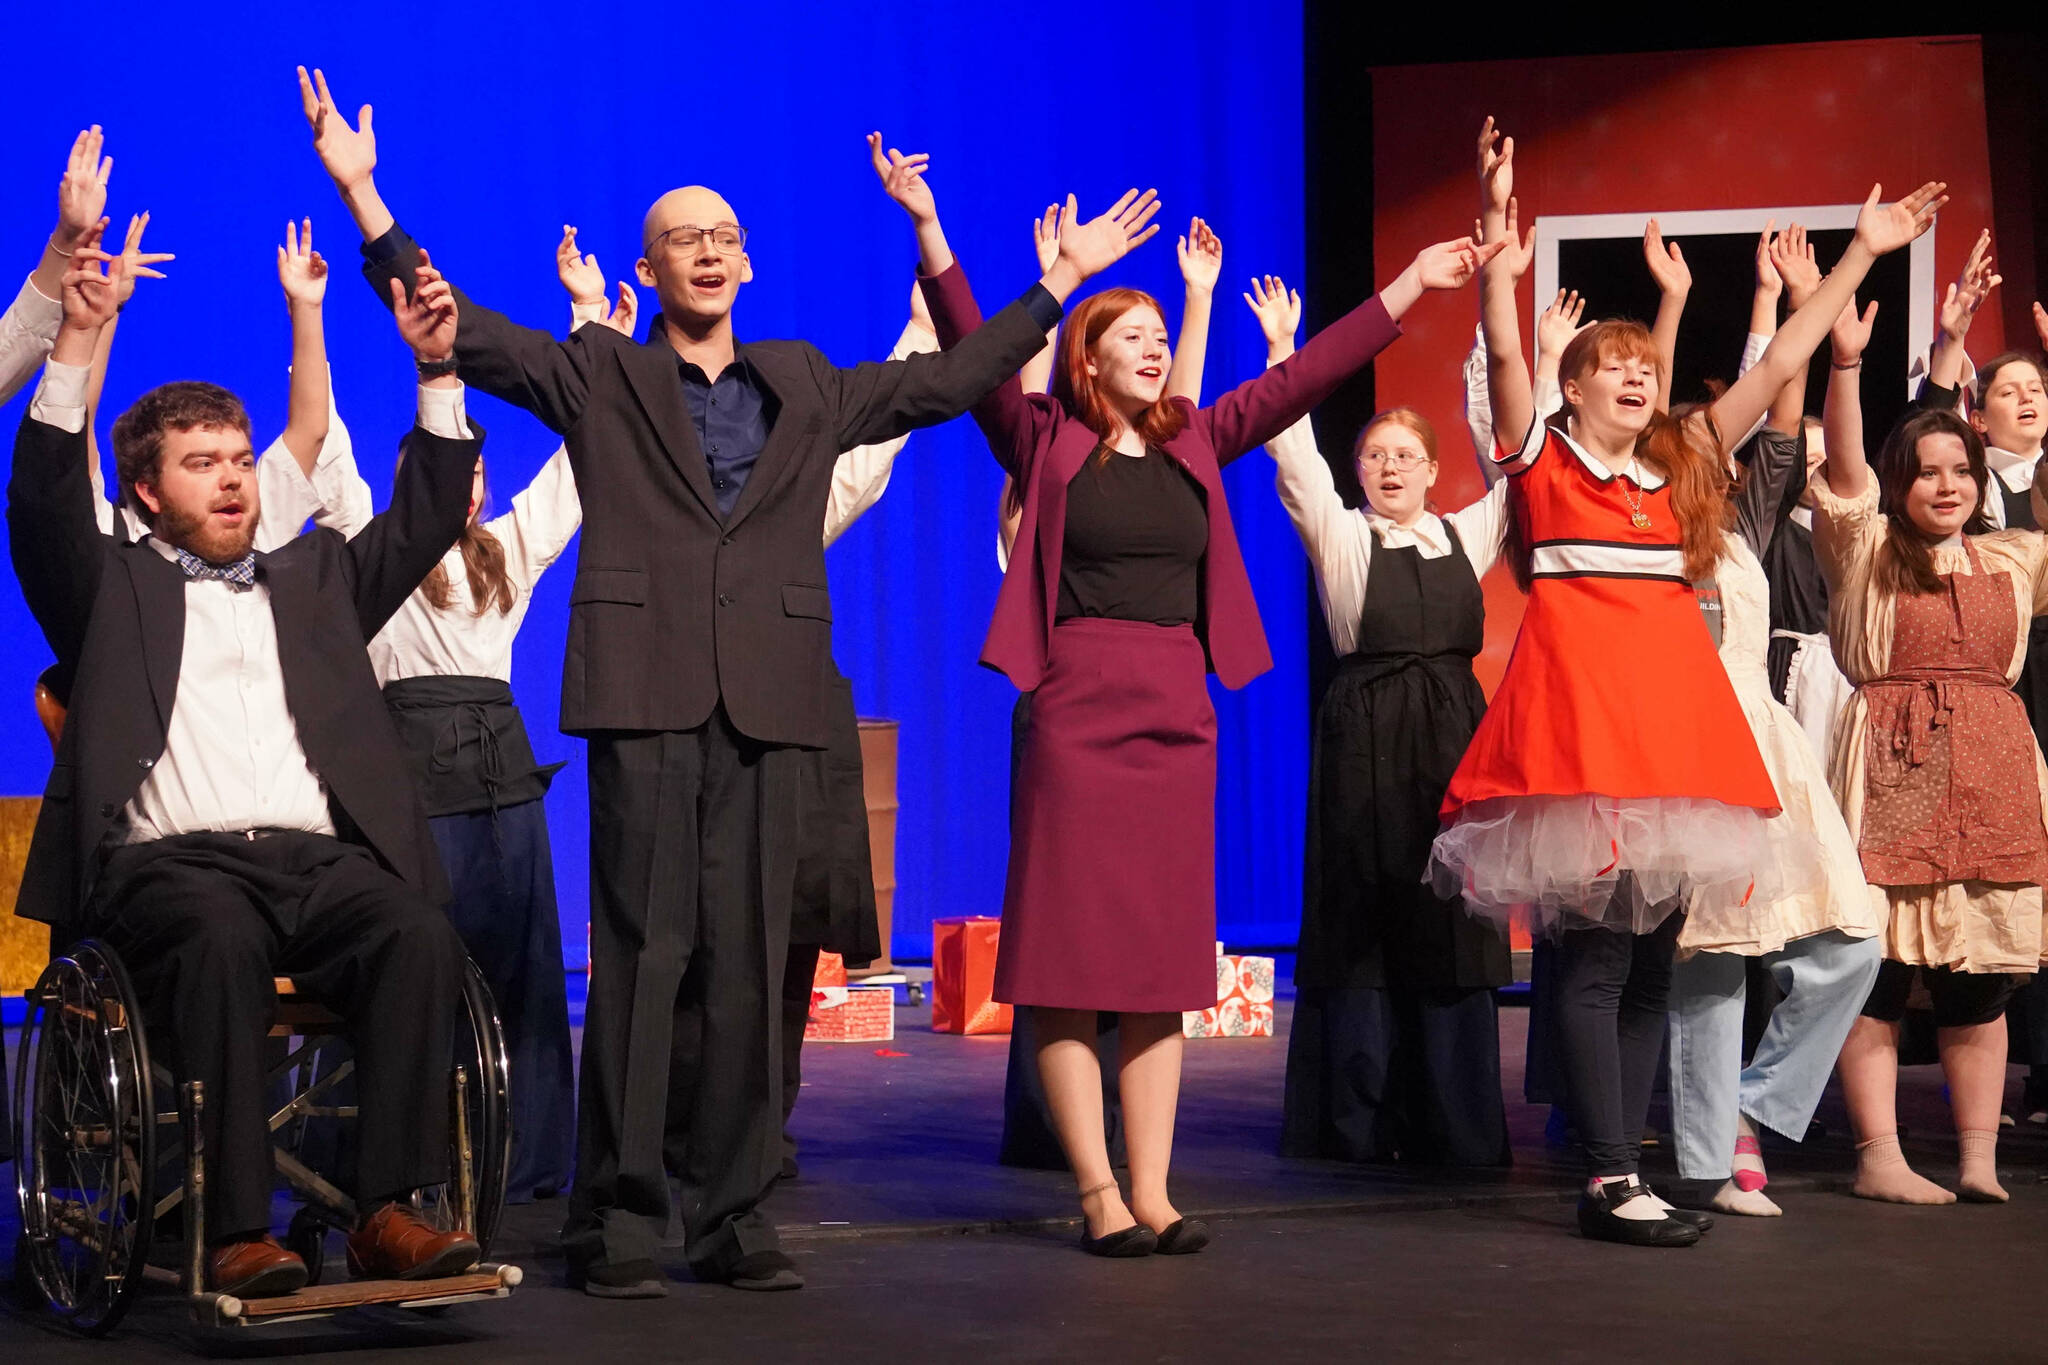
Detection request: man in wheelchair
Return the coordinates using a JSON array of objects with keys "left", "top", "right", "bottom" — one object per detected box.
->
[{"left": 10, "top": 231, "right": 486, "bottom": 1299}]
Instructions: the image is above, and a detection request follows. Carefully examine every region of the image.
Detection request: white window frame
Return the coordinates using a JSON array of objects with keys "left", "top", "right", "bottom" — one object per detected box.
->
[{"left": 1533, "top": 206, "right": 1934, "bottom": 398}]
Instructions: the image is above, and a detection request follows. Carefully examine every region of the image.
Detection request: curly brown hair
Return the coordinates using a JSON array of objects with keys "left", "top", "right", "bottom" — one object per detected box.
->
[{"left": 109, "top": 382, "right": 250, "bottom": 527}]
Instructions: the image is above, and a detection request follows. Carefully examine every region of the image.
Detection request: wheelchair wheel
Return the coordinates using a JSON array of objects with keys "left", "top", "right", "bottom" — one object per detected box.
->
[
  {"left": 12, "top": 942, "right": 157, "bottom": 1335},
  {"left": 420, "top": 960, "right": 511, "bottom": 1255}
]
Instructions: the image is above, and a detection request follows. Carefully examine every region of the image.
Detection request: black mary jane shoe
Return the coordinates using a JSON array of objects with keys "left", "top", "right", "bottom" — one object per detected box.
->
[
  {"left": 1080, "top": 1223, "right": 1159, "bottom": 1258},
  {"left": 1576, "top": 1182, "right": 1700, "bottom": 1248},
  {"left": 1656, "top": 1204, "right": 1716, "bottom": 1233},
  {"left": 1151, "top": 1219, "right": 1213, "bottom": 1255}
]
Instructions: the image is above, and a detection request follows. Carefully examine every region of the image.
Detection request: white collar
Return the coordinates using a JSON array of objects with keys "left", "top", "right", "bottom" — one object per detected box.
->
[
  {"left": 1983, "top": 445, "right": 2043, "bottom": 494},
  {"left": 1933, "top": 530, "right": 1967, "bottom": 551},
  {"left": 1559, "top": 424, "right": 1668, "bottom": 489},
  {"left": 1361, "top": 507, "right": 1450, "bottom": 553}
]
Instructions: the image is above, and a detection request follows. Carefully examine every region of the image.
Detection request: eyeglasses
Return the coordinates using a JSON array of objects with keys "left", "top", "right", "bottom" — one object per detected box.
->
[
  {"left": 650, "top": 223, "right": 748, "bottom": 256},
  {"left": 1360, "top": 451, "right": 1430, "bottom": 471}
]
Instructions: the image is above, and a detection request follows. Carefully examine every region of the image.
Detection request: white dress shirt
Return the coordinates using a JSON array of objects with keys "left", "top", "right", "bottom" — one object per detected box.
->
[
  {"left": 31, "top": 358, "right": 472, "bottom": 840},
  {"left": 0, "top": 274, "right": 62, "bottom": 408},
  {"left": 1980, "top": 445, "right": 2042, "bottom": 530},
  {"left": 1265, "top": 413, "right": 1510, "bottom": 657}
]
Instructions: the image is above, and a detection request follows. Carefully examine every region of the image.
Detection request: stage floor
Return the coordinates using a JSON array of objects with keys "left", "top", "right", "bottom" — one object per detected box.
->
[{"left": 5, "top": 996, "right": 2045, "bottom": 1360}]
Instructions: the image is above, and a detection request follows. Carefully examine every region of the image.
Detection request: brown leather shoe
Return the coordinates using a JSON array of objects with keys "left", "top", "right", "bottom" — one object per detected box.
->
[
  {"left": 208, "top": 1236, "right": 309, "bottom": 1298},
  {"left": 345, "top": 1203, "right": 482, "bottom": 1281}
]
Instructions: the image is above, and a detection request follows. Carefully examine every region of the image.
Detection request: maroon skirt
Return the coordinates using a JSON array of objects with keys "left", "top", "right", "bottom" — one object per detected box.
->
[{"left": 996, "top": 617, "right": 1219, "bottom": 1013}]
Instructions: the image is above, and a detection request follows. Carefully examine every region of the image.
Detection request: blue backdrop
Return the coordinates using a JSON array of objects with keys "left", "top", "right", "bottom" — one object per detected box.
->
[{"left": 0, "top": 0, "right": 1308, "bottom": 964}]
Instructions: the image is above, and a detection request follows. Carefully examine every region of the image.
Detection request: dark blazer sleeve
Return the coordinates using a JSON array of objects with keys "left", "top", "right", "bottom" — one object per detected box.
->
[
  {"left": 826, "top": 264, "right": 1059, "bottom": 455},
  {"left": 339, "top": 418, "right": 484, "bottom": 638},
  {"left": 361, "top": 225, "right": 593, "bottom": 435},
  {"left": 1195, "top": 295, "right": 1402, "bottom": 466},
  {"left": 8, "top": 412, "right": 112, "bottom": 667},
  {"left": 915, "top": 262, "right": 1061, "bottom": 477}
]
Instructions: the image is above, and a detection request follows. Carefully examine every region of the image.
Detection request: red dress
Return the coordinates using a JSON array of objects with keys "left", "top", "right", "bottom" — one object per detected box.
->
[{"left": 1427, "top": 425, "right": 1782, "bottom": 931}]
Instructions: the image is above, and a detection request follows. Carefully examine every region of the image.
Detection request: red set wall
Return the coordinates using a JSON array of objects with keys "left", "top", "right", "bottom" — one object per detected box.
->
[{"left": 1369, "top": 36, "right": 2000, "bottom": 692}]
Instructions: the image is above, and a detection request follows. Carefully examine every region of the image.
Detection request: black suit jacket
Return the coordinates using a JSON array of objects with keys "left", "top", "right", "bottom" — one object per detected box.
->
[
  {"left": 7, "top": 408, "right": 481, "bottom": 926},
  {"left": 362, "top": 227, "right": 1058, "bottom": 748}
]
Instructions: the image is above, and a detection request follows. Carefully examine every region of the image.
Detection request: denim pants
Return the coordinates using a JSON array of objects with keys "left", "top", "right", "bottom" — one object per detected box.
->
[{"left": 1666, "top": 930, "right": 1883, "bottom": 1181}]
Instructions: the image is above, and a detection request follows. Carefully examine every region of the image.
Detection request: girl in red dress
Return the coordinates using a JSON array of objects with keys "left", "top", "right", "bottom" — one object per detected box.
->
[{"left": 1428, "top": 119, "right": 1945, "bottom": 1246}]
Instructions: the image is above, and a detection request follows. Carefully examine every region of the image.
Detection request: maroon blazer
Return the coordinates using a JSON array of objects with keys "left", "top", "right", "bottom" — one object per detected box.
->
[{"left": 919, "top": 262, "right": 1401, "bottom": 691}]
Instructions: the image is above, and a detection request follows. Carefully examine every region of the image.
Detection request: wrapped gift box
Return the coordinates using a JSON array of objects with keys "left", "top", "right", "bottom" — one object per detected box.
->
[
  {"left": 806, "top": 984, "right": 896, "bottom": 1042},
  {"left": 812, "top": 950, "right": 848, "bottom": 988},
  {"left": 932, "top": 916, "right": 1012, "bottom": 1035},
  {"left": 1183, "top": 951, "right": 1276, "bottom": 1038}
]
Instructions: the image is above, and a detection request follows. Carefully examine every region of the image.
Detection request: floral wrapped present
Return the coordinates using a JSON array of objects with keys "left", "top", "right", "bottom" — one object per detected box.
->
[
  {"left": 806, "top": 984, "right": 896, "bottom": 1043},
  {"left": 1182, "top": 951, "right": 1277, "bottom": 1038}
]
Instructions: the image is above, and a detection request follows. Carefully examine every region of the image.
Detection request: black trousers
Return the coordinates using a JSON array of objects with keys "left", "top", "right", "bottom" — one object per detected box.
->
[
  {"left": 92, "top": 832, "right": 462, "bottom": 1239},
  {"left": 1553, "top": 913, "right": 1683, "bottom": 1176},
  {"left": 778, "top": 942, "right": 821, "bottom": 1173},
  {"left": 1861, "top": 960, "right": 2025, "bottom": 1028},
  {"left": 566, "top": 707, "right": 799, "bottom": 1276}
]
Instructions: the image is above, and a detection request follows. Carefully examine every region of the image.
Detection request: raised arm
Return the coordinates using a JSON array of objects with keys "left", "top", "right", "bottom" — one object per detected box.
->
[
  {"left": 1927, "top": 229, "right": 1999, "bottom": 399},
  {"left": 344, "top": 257, "right": 480, "bottom": 637},
  {"left": 822, "top": 293, "right": 937, "bottom": 547},
  {"left": 302, "top": 67, "right": 594, "bottom": 432},
  {"left": 1019, "top": 206, "right": 1063, "bottom": 395},
  {"left": 1167, "top": 218, "right": 1221, "bottom": 402},
  {"left": 1476, "top": 119, "right": 1535, "bottom": 452},
  {"left": 276, "top": 218, "right": 331, "bottom": 477},
  {"left": 1712, "top": 181, "right": 1946, "bottom": 457},
  {"left": 10, "top": 227, "right": 122, "bottom": 666},
  {"left": 81, "top": 214, "right": 172, "bottom": 537},
  {"left": 1821, "top": 297, "right": 1879, "bottom": 499},
  {"left": 560, "top": 225, "right": 638, "bottom": 338},
  {"left": 1642, "top": 220, "right": 1691, "bottom": 413},
  {"left": 4, "top": 128, "right": 117, "bottom": 408},
  {"left": 1765, "top": 223, "right": 1824, "bottom": 436},
  {"left": 1247, "top": 275, "right": 1345, "bottom": 565}
]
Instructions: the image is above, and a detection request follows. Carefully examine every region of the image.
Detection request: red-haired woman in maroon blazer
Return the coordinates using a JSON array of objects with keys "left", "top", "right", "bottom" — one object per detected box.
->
[{"left": 870, "top": 135, "right": 1495, "bottom": 1257}]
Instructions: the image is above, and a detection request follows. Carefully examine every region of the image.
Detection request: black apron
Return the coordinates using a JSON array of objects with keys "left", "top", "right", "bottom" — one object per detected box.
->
[
  {"left": 1994, "top": 479, "right": 2048, "bottom": 1072},
  {"left": 1294, "top": 526, "right": 1508, "bottom": 991},
  {"left": 1761, "top": 471, "right": 1831, "bottom": 706},
  {"left": 381, "top": 675, "right": 563, "bottom": 817}
]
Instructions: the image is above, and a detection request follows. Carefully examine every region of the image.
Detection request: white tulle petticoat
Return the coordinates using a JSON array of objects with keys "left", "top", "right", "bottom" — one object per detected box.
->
[{"left": 1426, "top": 794, "right": 1788, "bottom": 936}]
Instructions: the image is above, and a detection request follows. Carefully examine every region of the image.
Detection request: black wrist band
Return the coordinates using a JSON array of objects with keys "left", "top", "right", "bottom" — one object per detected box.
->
[{"left": 415, "top": 355, "right": 459, "bottom": 379}]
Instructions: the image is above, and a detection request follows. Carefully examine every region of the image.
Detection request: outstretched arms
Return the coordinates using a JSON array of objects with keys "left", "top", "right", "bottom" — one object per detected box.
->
[
  {"left": 1641, "top": 220, "right": 1690, "bottom": 413},
  {"left": 1475, "top": 119, "right": 1536, "bottom": 455},
  {"left": 1820, "top": 296, "right": 1879, "bottom": 499},
  {"left": 1167, "top": 218, "right": 1221, "bottom": 402},
  {"left": 1927, "top": 228, "right": 1999, "bottom": 397},
  {"left": 3, "top": 128, "right": 118, "bottom": 408},
  {"left": 1018, "top": 205, "right": 1063, "bottom": 395}
]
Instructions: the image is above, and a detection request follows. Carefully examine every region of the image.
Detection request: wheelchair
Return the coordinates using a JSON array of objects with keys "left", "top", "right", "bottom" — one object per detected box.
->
[{"left": 11, "top": 671, "right": 520, "bottom": 1334}]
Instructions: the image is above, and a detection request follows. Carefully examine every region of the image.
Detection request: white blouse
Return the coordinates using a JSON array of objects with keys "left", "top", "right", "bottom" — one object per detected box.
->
[{"left": 1265, "top": 413, "right": 1509, "bottom": 657}]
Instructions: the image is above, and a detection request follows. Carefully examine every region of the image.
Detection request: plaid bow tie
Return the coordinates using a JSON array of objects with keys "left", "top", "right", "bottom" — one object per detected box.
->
[{"left": 175, "top": 548, "right": 256, "bottom": 589}]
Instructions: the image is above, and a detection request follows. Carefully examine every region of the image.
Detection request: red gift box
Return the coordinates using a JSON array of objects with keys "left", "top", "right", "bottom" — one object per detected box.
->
[
  {"left": 805, "top": 984, "right": 895, "bottom": 1042},
  {"left": 932, "top": 916, "right": 1012, "bottom": 1035},
  {"left": 812, "top": 950, "right": 847, "bottom": 988},
  {"left": 1182, "top": 951, "right": 1276, "bottom": 1038}
]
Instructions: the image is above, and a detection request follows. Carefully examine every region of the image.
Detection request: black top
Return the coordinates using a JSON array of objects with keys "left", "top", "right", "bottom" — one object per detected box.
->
[
  {"left": 677, "top": 354, "right": 775, "bottom": 519},
  {"left": 1056, "top": 447, "right": 1207, "bottom": 626}
]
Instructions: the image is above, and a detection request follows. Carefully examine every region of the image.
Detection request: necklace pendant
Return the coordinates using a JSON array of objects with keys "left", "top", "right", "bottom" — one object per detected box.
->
[{"left": 1630, "top": 510, "right": 1652, "bottom": 530}]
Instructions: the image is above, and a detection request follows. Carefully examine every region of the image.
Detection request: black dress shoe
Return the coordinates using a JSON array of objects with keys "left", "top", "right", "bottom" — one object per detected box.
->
[
  {"left": 1576, "top": 1183, "right": 1699, "bottom": 1248},
  {"left": 707, "top": 1249, "right": 805, "bottom": 1291},
  {"left": 571, "top": 1257, "right": 669, "bottom": 1299},
  {"left": 1080, "top": 1224, "right": 1158, "bottom": 1257},
  {"left": 1151, "top": 1219, "right": 1212, "bottom": 1255},
  {"left": 1658, "top": 1204, "right": 1715, "bottom": 1233}
]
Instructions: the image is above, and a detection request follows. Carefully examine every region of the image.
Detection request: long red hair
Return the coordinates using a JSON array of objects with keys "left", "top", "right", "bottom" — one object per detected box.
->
[
  {"left": 1502, "top": 321, "right": 1730, "bottom": 589},
  {"left": 1053, "top": 288, "right": 1189, "bottom": 459}
]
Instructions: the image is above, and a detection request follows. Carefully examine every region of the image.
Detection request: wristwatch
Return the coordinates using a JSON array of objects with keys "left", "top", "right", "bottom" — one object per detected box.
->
[{"left": 416, "top": 355, "right": 459, "bottom": 379}]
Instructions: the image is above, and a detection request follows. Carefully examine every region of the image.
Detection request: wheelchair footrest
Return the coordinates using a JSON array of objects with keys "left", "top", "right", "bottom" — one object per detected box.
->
[{"left": 198, "top": 1263, "right": 520, "bottom": 1325}]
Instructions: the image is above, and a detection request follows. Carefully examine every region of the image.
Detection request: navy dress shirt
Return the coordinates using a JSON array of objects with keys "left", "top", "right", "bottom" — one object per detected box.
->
[{"left": 678, "top": 355, "right": 773, "bottom": 520}]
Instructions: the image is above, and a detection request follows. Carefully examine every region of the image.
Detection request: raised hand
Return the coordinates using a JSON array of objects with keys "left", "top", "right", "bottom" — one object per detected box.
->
[
  {"left": 1055, "top": 189, "right": 1164, "bottom": 282},
  {"left": 557, "top": 225, "right": 606, "bottom": 305},
  {"left": 391, "top": 248, "right": 457, "bottom": 361},
  {"left": 109, "top": 212, "right": 172, "bottom": 306},
  {"left": 1937, "top": 228, "right": 1999, "bottom": 342},
  {"left": 60, "top": 224, "right": 119, "bottom": 334},
  {"left": 1853, "top": 181, "right": 1946, "bottom": 258},
  {"left": 1478, "top": 196, "right": 1536, "bottom": 280},
  {"left": 1242, "top": 274, "right": 1301, "bottom": 351},
  {"left": 2035, "top": 300, "right": 2048, "bottom": 354},
  {"left": 1536, "top": 288, "right": 1589, "bottom": 358},
  {"left": 1831, "top": 297, "right": 1879, "bottom": 363},
  {"left": 298, "top": 66, "right": 377, "bottom": 191},
  {"left": 867, "top": 133, "right": 936, "bottom": 224},
  {"left": 1753, "top": 220, "right": 1782, "bottom": 303},
  {"left": 1412, "top": 234, "right": 1499, "bottom": 291},
  {"left": 1177, "top": 217, "right": 1223, "bottom": 295},
  {"left": 1769, "top": 221, "right": 1822, "bottom": 309},
  {"left": 1643, "top": 220, "right": 1691, "bottom": 298},
  {"left": 1477, "top": 116, "right": 1514, "bottom": 216},
  {"left": 277, "top": 218, "right": 328, "bottom": 309},
  {"left": 601, "top": 279, "right": 638, "bottom": 337},
  {"left": 57, "top": 126, "right": 113, "bottom": 245},
  {"left": 1031, "top": 204, "right": 1062, "bottom": 273}
]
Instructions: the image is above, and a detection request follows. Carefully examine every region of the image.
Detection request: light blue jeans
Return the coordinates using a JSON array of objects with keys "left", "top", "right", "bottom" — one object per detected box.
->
[{"left": 1666, "top": 930, "right": 1883, "bottom": 1181}]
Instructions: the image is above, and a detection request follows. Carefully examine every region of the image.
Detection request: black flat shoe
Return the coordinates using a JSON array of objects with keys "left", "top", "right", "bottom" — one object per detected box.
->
[
  {"left": 707, "top": 1249, "right": 805, "bottom": 1292},
  {"left": 1659, "top": 1206, "right": 1715, "bottom": 1233},
  {"left": 1576, "top": 1185, "right": 1700, "bottom": 1248},
  {"left": 571, "top": 1257, "right": 669, "bottom": 1299},
  {"left": 1080, "top": 1224, "right": 1158, "bottom": 1257},
  {"left": 1151, "top": 1219, "right": 1212, "bottom": 1255}
]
